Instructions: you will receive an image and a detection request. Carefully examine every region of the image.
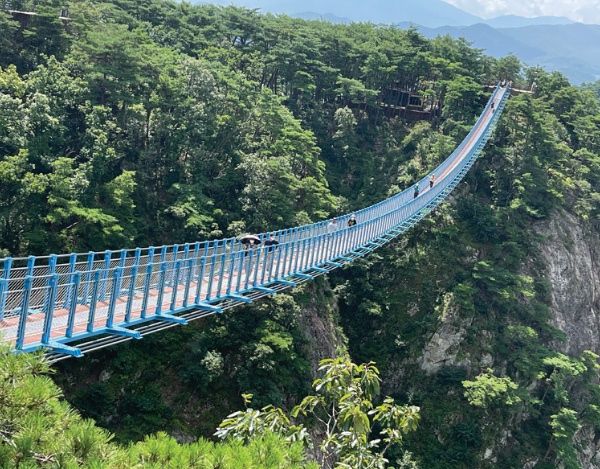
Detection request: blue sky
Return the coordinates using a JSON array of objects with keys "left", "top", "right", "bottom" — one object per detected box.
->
[{"left": 445, "top": 0, "right": 600, "bottom": 24}]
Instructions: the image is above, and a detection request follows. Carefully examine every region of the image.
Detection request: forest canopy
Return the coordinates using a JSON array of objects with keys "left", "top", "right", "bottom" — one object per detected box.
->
[{"left": 0, "top": 0, "right": 531, "bottom": 258}]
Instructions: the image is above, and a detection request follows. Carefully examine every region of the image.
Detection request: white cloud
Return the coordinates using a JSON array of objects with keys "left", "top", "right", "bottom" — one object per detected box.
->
[{"left": 444, "top": 0, "right": 600, "bottom": 24}]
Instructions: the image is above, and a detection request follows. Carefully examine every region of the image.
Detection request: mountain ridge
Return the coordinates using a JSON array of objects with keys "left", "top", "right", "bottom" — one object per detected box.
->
[
  {"left": 409, "top": 22, "right": 600, "bottom": 84},
  {"left": 195, "top": 0, "right": 599, "bottom": 83},
  {"left": 196, "top": 0, "right": 580, "bottom": 28}
]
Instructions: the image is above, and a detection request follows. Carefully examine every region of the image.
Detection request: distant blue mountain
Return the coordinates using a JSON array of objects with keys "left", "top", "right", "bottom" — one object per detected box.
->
[
  {"left": 402, "top": 22, "right": 600, "bottom": 84},
  {"left": 498, "top": 23, "right": 600, "bottom": 84},
  {"left": 196, "top": 0, "right": 485, "bottom": 27},
  {"left": 484, "top": 15, "right": 574, "bottom": 28},
  {"left": 401, "top": 22, "right": 545, "bottom": 61},
  {"left": 294, "top": 12, "right": 351, "bottom": 24},
  {"left": 196, "top": 0, "right": 581, "bottom": 28}
]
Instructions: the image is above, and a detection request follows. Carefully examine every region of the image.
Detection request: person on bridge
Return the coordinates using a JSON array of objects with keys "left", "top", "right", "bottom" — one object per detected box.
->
[
  {"left": 264, "top": 233, "right": 279, "bottom": 252},
  {"left": 413, "top": 183, "right": 420, "bottom": 199},
  {"left": 429, "top": 174, "right": 435, "bottom": 189},
  {"left": 347, "top": 214, "right": 357, "bottom": 228},
  {"left": 328, "top": 218, "right": 338, "bottom": 234},
  {"left": 243, "top": 239, "right": 255, "bottom": 257}
]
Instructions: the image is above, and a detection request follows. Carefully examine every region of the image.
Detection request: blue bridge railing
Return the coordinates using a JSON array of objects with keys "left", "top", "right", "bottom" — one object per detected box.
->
[{"left": 0, "top": 83, "right": 510, "bottom": 359}]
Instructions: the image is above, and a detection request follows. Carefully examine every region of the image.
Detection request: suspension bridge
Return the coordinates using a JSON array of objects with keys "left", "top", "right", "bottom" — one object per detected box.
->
[{"left": 0, "top": 83, "right": 510, "bottom": 360}]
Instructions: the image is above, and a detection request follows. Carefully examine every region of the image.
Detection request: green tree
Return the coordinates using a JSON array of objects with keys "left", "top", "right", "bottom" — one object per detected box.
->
[
  {"left": 492, "top": 54, "right": 522, "bottom": 84},
  {"left": 20, "top": 0, "right": 71, "bottom": 71},
  {"left": 462, "top": 368, "right": 521, "bottom": 408},
  {"left": 217, "top": 358, "right": 420, "bottom": 468},
  {"left": 547, "top": 408, "right": 581, "bottom": 469},
  {"left": 0, "top": 10, "right": 19, "bottom": 68},
  {"left": 0, "top": 344, "right": 318, "bottom": 467}
]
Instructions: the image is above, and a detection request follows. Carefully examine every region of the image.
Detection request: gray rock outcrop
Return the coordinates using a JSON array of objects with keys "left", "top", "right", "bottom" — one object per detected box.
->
[{"left": 534, "top": 210, "right": 600, "bottom": 355}]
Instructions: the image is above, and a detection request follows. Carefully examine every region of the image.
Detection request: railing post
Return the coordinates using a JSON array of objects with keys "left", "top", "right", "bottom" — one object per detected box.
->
[
  {"left": 43, "top": 255, "right": 58, "bottom": 315},
  {"left": 319, "top": 233, "right": 328, "bottom": 265},
  {"left": 235, "top": 250, "right": 245, "bottom": 292},
  {"left": 273, "top": 240, "right": 285, "bottom": 280},
  {"left": 170, "top": 260, "right": 182, "bottom": 312},
  {"left": 0, "top": 278, "right": 6, "bottom": 321},
  {"left": 225, "top": 251, "right": 237, "bottom": 296},
  {"left": 215, "top": 253, "right": 227, "bottom": 299},
  {"left": 159, "top": 245, "right": 168, "bottom": 264},
  {"left": 116, "top": 250, "right": 127, "bottom": 296},
  {"left": 0, "top": 257, "right": 12, "bottom": 320},
  {"left": 15, "top": 276, "right": 33, "bottom": 350},
  {"left": 106, "top": 268, "right": 123, "bottom": 329},
  {"left": 140, "top": 262, "right": 154, "bottom": 319},
  {"left": 42, "top": 273, "right": 60, "bottom": 344},
  {"left": 292, "top": 239, "right": 303, "bottom": 273},
  {"left": 232, "top": 251, "right": 244, "bottom": 293},
  {"left": 66, "top": 271, "right": 81, "bottom": 338},
  {"left": 308, "top": 235, "right": 320, "bottom": 267},
  {"left": 244, "top": 249, "right": 255, "bottom": 290},
  {"left": 285, "top": 241, "right": 296, "bottom": 278},
  {"left": 155, "top": 262, "right": 168, "bottom": 315},
  {"left": 268, "top": 243, "right": 280, "bottom": 283},
  {"left": 183, "top": 258, "right": 194, "bottom": 308},
  {"left": 194, "top": 257, "right": 207, "bottom": 304},
  {"left": 315, "top": 234, "right": 325, "bottom": 265},
  {"left": 98, "top": 250, "right": 112, "bottom": 301},
  {"left": 205, "top": 254, "right": 217, "bottom": 300},
  {"left": 86, "top": 270, "right": 101, "bottom": 333},
  {"left": 300, "top": 238, "right": 312, "bottom": 271},
  {"left": 191, "top": 242, "right": 201, "bottom": 279},
  {"left": 81, "top": 252, "right": 95, "bottom": 305},
  {"left": 63, "top": 253, "right": 78, "bottom": 308},
  {"left": 168, "top": 244, "right": 179, "bottom": 286},
  {"left": 260, "top": 245, "right": 271, "bottom": 285},
  {"left": 251, "top": 245, "right": 263, "bottom": 287},
  {"left": 147, "top": 246, "right": 156, "bottom": 266},
  {"left": 124, "top": 249, "right": 142, "bottom": 323},
  {"left": 181, "top": 243, "right": 191, "bottom": 288},
  {"left": 25, "top": 255, "right": 35, "bottom": 276}
]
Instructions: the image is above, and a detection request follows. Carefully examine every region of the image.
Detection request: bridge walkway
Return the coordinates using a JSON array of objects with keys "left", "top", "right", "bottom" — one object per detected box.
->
[{"left": 0, "top": 84, "right": 510, "bottom": 360}]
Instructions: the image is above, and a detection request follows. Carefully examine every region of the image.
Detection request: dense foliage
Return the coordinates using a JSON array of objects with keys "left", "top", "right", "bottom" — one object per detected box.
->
[
  {"left": 0, "top": 0, "right": 515, "bottom": 257},
  {"left": 216, "top": 358, "right": 420, "bottom": 469},
  {"left": 3, "top": 1, "right": 600, "bottom": 468},
  {"left": 0, "top": 344, "right": 317, "bottom": 468}
]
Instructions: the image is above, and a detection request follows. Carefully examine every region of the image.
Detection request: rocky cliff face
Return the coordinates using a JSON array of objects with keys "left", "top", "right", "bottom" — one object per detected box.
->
[
  {"left": 534, "top": 210, "right": 600, "bottom": 356},
  {"left": 419, "top": 293, "right": 474, "bottom": 374},
  {"left": 296, "top": 280, "right": 347, "bottom": 374},
  {"left": 416, "top": 209, "right": 600, "bottom": 366},
  {"left": 534, "top": 210, "right": 600, "bottom": 469},
  {"left": 407, "top": 209, "right": 600, "bottom": 468}
]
